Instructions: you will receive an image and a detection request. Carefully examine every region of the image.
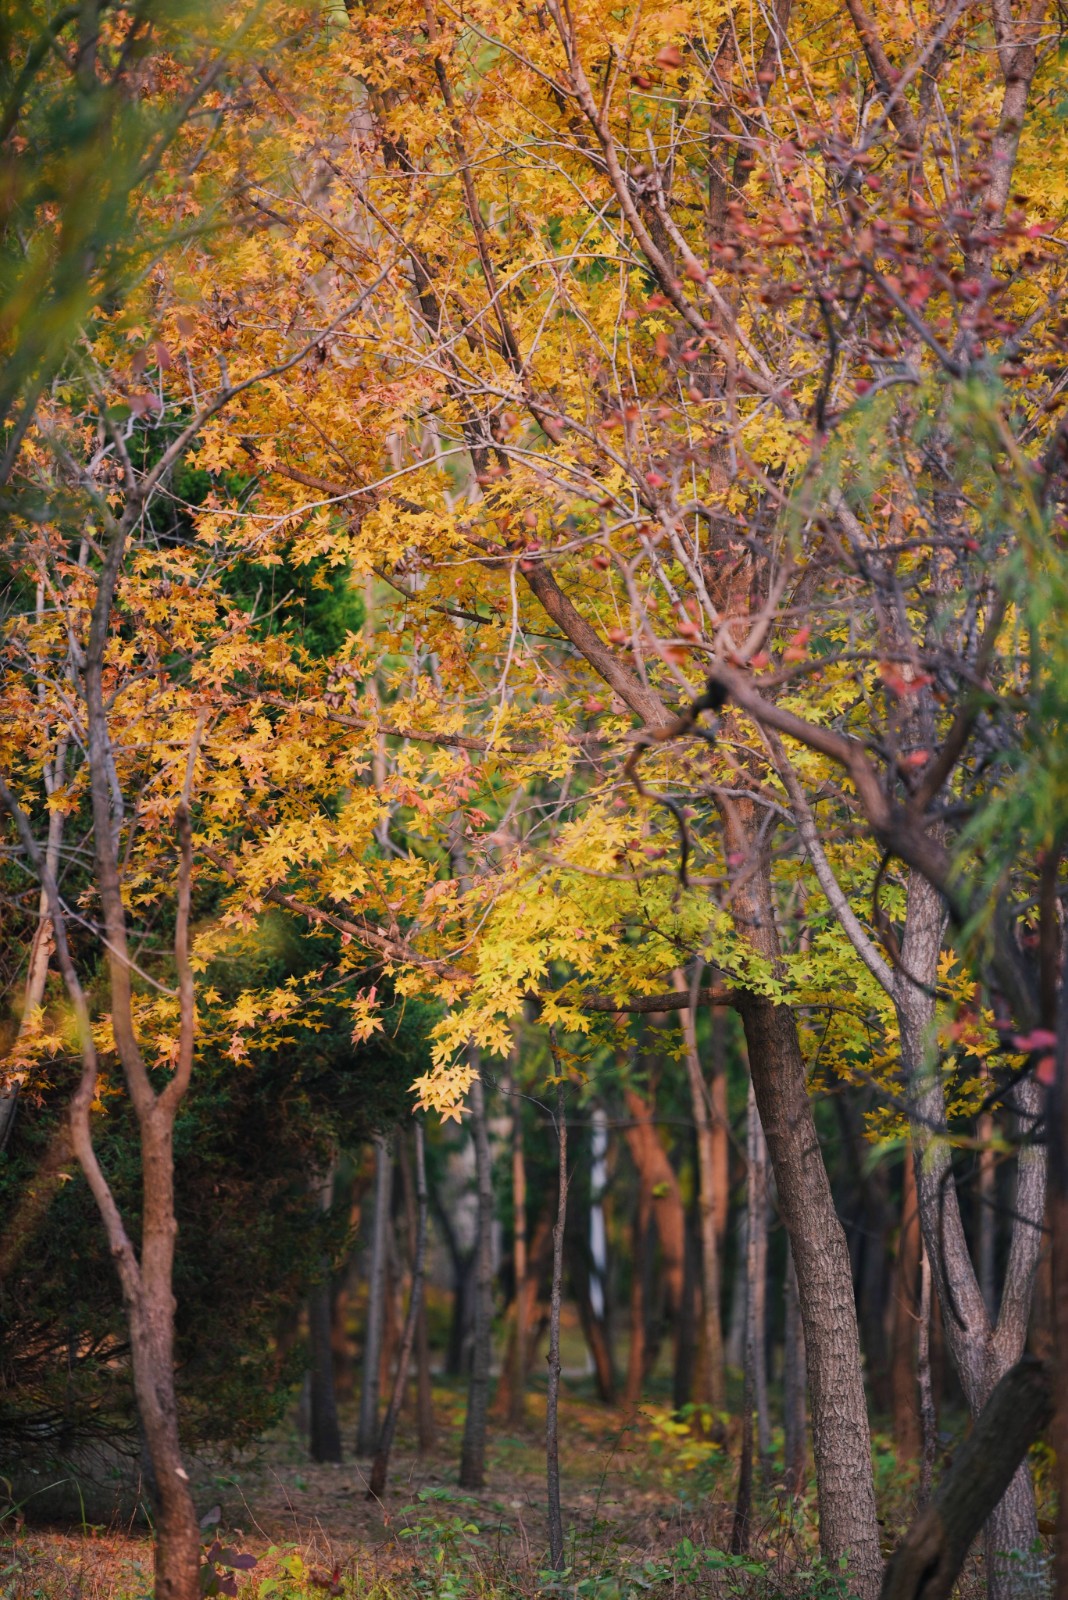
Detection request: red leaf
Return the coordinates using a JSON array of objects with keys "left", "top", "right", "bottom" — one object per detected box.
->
[{"left": 655, "top": 43, "right": 683, "bottom": 68}]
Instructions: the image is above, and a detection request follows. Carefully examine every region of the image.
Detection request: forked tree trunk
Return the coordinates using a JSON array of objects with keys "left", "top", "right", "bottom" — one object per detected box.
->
[
  {"left": 357, "top": 1135, "right": 391, "bottom": 1456},
  {"left": 881, "top": 1357, "right": 1052, "bottom": 1600},
  {"left": 722, "top": 801, "right": 882, "bottom": 1598},
  {"left": 459, "top": 1061, "right": 494, "bottom": 1488},
  {"left": 507, "top": 535, "right": 880, "bottom": 1590},
  {"left": 896, "top": 869, "right": 1047, "bottom": 1598},
  {"left": 369, "top": 1122, "right": 428, "bottom": 1498}
]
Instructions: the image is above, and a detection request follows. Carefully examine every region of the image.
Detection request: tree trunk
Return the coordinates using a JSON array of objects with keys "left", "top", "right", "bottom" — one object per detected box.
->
[
  {"left": 546, "top": 1073, "right": 568, "bottom": 1572},
  {"left": 1050, "top": 1015, "right": 1068, "bottom": 1600},
  {"left": 731, "top": 1322, "right": 755, "bottom": 1556},
  {"left": 357, "top": 1134, "right": 391, "bottom": 1456},
  {"left": 892, "top": 1148, "right": 922, "bottom": 1463},
  {"left": 881, "top": 1357, "right": 1052, "bottom": 1600},
  {"left": 675, "top": 972, "right": 726, "bottom": 1409},
  {"left": 369, "top": 1121, "right": 429, "bottom": 1498},
  {"left": 673, "top": 1205, "right": 699, "bottom": 1411},
  {"left": 723, "top": 802, "right": 881, "bottom": 1597},
  {"left": 745, "top": 1080, "right": 772, "bottom": 1481},
  {"left": 726, "top": 1204, "right": 748, "bottom": 1370},
  {"left": 511, "top": 1079, "right": 529, "bottom": 1425},
  {"left": 917, "top": 1246, "right": 936, "bottom": 1507},
  {"left": 309, "top": 1168, "right": 342, "bottom": 1464},
  {"left": 624, "top": 1183, "right": 651, "bottom": 1407},
  {"left": 622, "top": 1088, "right": 686, "bottom": 1314},
  {"left": 569, "top": 1212, "right": 616, "bottom": 1404},
  {"left": 495, "top": 1209, "right": 553, "bottom": 1421},
  {"left": 977, "top": 1073, "right": 997, "bottom": 1319},
  {"left": 459, "top": 1062, "right": 494, "bottom": 1489},
  {"left": 309, "top": 1274, "right": 343, "bottom": 1463},
  {"left": 783, "top": 1243, "right": 806, "bottom": 1497},
  {"left": 708, "top": 1007, "right": 730, "bottom": 1268},
  {"left": 398, "top": 1131, "right": 436, "bottom": 1451},
  {"left": 896, "top": 869, "right": 1047, "bottom": 1598}
]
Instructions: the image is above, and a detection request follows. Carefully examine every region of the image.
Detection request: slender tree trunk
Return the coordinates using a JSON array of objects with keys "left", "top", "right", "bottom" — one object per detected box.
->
[
  {"left": 495, "top": 1209, "right": 553, "bottom": 1420},
  {"left": 511, "top": 1079, "right": 529, "bottom": 1425},
  {"left": 709, "top": 1007, "right": 730, "bottom": 1268},
  {"left": 892, "top": 1148, "right": 922, "bottom": 1462},
  {"left": 977, "top": 1091, "right": 997, "bottom": 1319},
  {"left": 309, "top": 1169, "right": 342, "bottom": 1464},
  {"left": 357, "top": 1135, "right": 391, "bottom": 1456},
  {"left": 546, "top": 1073, "right": 568, "bottom": 1572},
  {"left": 624, "top": 1183, "right": 651, "bottom": 1407},
  {"left": 569, "top": 1212, "right": 616, "bottom": 1404},
  {"left": 745, "top": 1080, "right": 772, "bottom": 1481},
  {"left": 369, "top": 1122, "right": 429, "bottom": 1498},
  {"left": 722, "top": 802, "right": 881, "bottom": 1598},
  {"left": 731, "top": 1331, "right": 755, "bottom": 1555},
  {"left": 459, "top": 1061, "right": 494, "bottom": 1489},
  {"left": 918, "top": 1245, "right": 937, "bottom": 1508},
  {"left": 783, "top": 1244, "right": 806, "bottom": 1497},
  {"left": 398, "top": 1130, "right": 435, "bottom": 1451},
  {"left": 726, "top": 1204, "right": 748, "bottom": 1370},
  {"left": 675, "top": 972, "right": 726, "bottom": 1409}
]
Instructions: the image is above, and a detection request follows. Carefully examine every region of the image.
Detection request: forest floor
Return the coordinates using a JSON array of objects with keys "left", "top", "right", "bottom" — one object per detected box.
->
[{"left": 1, "top": 1352, "right": 1052, "bottom": 1600}]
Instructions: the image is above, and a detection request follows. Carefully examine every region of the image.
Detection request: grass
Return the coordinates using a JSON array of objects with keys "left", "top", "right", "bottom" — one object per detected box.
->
[{"left": 0, "top": 1370, "right": 1055, "bottom": 1600}]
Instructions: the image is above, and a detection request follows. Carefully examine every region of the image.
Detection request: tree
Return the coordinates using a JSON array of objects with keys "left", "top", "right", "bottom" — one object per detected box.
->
[{"left": 51, "top": 0, "right": 1061, "bottom": 1588}]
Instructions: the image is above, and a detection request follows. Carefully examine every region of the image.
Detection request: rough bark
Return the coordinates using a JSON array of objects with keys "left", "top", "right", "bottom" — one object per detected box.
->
[
  {"left": 880, "top": 1357, "right": 1052, "bottom": 1600},
  {"left": 546, "top": 1072, "right": 568, "bottom": 1572},
  {"left": 459, "top": 1062, "right": 494, "bottom": 1489},
  {"left": 897, "top": 869, "right": 1047, "bottom": 1596},
  {"left": 369, "top": 1121, "right": 428, "bottom": 1498},
  {"left": 675, "top": 972, "right": 726, "bottom": 1408},
  {"left": 357, "top": 1135, "right": 391, "bottom": 1456},
  {"left": 724, "top": 801, "right": 882, "bottom": 1597}
]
